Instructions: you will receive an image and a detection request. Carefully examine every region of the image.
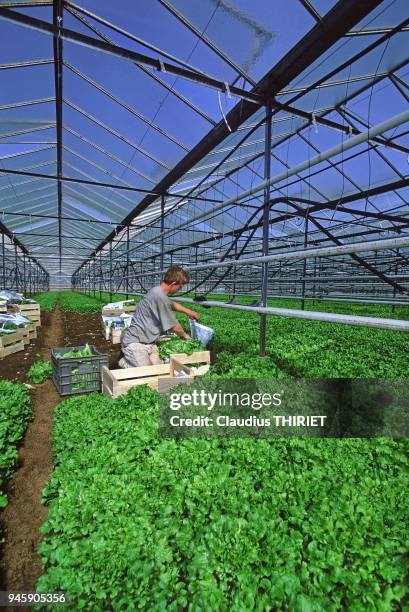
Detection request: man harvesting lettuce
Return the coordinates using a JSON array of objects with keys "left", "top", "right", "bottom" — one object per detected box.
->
[{"left": 119, "top": 266, "right": 199, "bottom": 368}]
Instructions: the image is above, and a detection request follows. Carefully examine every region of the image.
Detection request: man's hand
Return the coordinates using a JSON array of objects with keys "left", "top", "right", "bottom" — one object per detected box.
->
[
  {"left": 188, "top": 310, "right": 199, "bottom": 321},
  {"left": 171, "top": 323, "right": 191, "bottom": 340}
]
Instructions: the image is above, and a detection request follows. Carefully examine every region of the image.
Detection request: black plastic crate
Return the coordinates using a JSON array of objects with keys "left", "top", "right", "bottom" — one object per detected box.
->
[{"left": 51, "top": 345, "right": 108, "bottom": 396}]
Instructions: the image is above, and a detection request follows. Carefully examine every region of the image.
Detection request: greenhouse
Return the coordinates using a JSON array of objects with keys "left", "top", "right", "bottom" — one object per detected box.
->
[{"left": 0, "top": 0, "right": 408, "bottom": 609}]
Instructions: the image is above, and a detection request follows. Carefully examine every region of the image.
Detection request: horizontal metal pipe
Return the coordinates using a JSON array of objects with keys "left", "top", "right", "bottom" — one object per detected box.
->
[
  {"left": 126, "top": 294, "right": 409, "bottom": 331},
  {"left": 173, "top": 298, "right": 409, "bottom": 330},
  {"left": 269, "top": 274, "right": 409, "bottom": 282},
  {"left": 124, "top": 288, "right": 409, "bottom": 307},
  {"left": 301, "top": 296, "right": 409, "bottom": 306},
  {"left": 256, "top": 294, "right": 409, "bottom": 306},
  {"left": 131, "top": 108, "right": 409, "bottom": 249},
  {"left": 124, "top": 236, "right": 409, "bottom": 278}
]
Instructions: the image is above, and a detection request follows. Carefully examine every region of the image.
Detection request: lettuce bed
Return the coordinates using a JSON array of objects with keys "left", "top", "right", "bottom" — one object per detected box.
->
[
  {"left": 33, "top": 291, "right": 132, "bottom": 313},
  {"left": 37, "top": 388, "right": 408, "bottom": 610},
  {"left": 36, "top": 294, "right": 409, "bottom": 608},
  {"left": 33, "top": 291, "right": 59, "bottom": 312},
  {"left": 0, "top": 381, "right": 33, "bottom": 508},
  {"left": 190, "top": 303, "right": 409, "bottom": 378}
]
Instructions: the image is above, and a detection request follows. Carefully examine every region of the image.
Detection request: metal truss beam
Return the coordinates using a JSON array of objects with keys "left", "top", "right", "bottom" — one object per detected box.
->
[
  {"left": 0, "top": 167, "right": 224, "bottom": 203},
  {"left": 52, "top": 0, "right": 63, "bottom": 272},
  {"left": 290, "top": 202, "right": 409, "bottom": 295},
  {"left": 129, "top": 236, "right": 409, "bottom": 276},
  {"left": 129, "top": 109, "right": 409, "bottom": 254},
  {"left": 157, "top": 0, "right": 256, "bottom": 86},
  {"left": 154, "top": 178, "right": 409, "bottom": 256},
  {"left": 65, "top": 5, "right": 216, "bottom": 126},
  {"left": 65, "top": 1, "right": 233, "bottom": 88},
  {"left": 120, "top": 27, "right": 409, "bottom": 245},
  {"left": 64, "top": 61, "right": 188, "bottom": 151},
  {"left": 0, "top": 221, "right": 48, "bottom": 274},
  {"left": 0, "top": 59, "right": 53, "bottom": 69},
  {"left": 346, "top": 25, "right": 409, "bottom": 36},
  {"left": 0, "top": 7, "right": 263, "bottom": 103},
  {"left": 298, "top": 0, "right": 322, "bottom": 22},
  {"left": 272, "top": 99, "right": 409, "bottom": 156},
  {"left": 72, "top": 0, "right": 383, "bottom": 273}
]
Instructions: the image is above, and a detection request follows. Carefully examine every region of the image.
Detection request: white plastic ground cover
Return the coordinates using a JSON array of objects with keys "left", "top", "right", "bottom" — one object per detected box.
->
[
  {"left": 0, "top": 313, "right": 31, "bottom": 333},
  {"left": 0, "top": 290, "right": 24, "bottom": 303}
]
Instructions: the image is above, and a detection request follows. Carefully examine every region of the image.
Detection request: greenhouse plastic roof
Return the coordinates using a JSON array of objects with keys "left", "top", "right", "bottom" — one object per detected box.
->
[{"left": 0, "top": 0, "right": 408, "bottom": 279}]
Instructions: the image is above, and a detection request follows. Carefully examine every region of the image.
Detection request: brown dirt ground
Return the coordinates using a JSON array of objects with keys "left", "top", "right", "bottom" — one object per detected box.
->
[{"left": 0, "top": 308, "right": 119, "bottom": 600}]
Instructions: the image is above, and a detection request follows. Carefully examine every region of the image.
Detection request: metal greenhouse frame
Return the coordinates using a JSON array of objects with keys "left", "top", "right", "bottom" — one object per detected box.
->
[{"left": 1, "top": 0, "right": 409, "bottom": 352}]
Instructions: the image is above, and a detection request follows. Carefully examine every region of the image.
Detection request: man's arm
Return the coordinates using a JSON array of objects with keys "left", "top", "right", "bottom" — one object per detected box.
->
[
  {"left": 171, "top": 301, "right": 199, "bottom": 320},
  {"left": 171, "top": 323, "right": 190, "bottom": 340}
]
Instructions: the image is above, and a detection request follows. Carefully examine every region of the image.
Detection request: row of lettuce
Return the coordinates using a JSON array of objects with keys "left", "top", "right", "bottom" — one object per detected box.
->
[
  {"left": 0, "top": 381, "right": 33, "bottom": 510},
  {"left": 37, "top": 387, "right": 408, "bottom": 610},
  {"left": 1, "top": 378, "right": 408, "bottom": 609},
  {"left": 34, "top": 291, "right": 127, "bottom": 312}
]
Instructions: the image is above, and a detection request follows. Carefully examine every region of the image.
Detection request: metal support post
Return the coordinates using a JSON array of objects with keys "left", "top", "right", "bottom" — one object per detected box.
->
[
  {"left": 232, "top": 241, "right": 237, "bottom": 299},
  {"left": 99, "top": 251, "right": 102, "bottom": 300},
  {"left": 23, "top": 253, "right": 26, "bottom": 296},
  {"left": 301, "top": 213, "right": 309, "bottom": 310},
  {"left": 259, "top": 104, "right": 272, "bottom": 357},
  {"left": 195, "top": 246, "right": 198, "bottom": 293},
  {"left": 14, "top": 244, "right": 17, "bottom": 291},
  {"left": 312, "top": 258, "right": 317, "bottom": 304},
  {"left": 126, "top": 225, "right": 130, "bottom": 299},
  {"left": 392, "top": 249, "right": 399, "bottom": 313},
  {"left": 160, "top": 194, "right": 165, "bottom": 280},
  {"left": 29, "top": 260, "right": 32, "bottom": 296},
  {"left": 1, "top": 232, "right": 5, "bottom": 290},
  {"left": 93, "top": 258, "right": 96, "bottom": 297},
  {"left": 109, "top": 243, "right": 113, "bottom": 302}
]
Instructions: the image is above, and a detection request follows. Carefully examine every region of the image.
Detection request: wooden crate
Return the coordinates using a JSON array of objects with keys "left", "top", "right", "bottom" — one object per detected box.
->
[
  {"left": 167, "top": 351, "right": 211, "bottom": 376},
  {"left": 102, "top": 307, "right": 124, "bottom": 316},
  {"left": 0, "top": 330, "right": 25, "bottom": 359},
  {"left": 16, "top": 303, "right": 41, "bottom": 326},
  {"left": 27, "top": 323, "right": 37, "bottom": 341},
  {"left": 103, "top": 350, "right": 210, "bottom": 398},
  {"left": 21, "top": 328, "right": 30, "bottom": 346},
  {"left": 102, "top": 302, "right": 135, "bottom": 317}
]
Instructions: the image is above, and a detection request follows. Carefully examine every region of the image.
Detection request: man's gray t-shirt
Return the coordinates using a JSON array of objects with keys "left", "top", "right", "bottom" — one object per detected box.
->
[{"left": 122, "top": 286, "right": 177, "bottom": 346}]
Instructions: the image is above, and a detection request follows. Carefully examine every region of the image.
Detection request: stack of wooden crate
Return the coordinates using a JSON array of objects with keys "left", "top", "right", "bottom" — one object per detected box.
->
[
  {"left": 0, "top": 329, "right": 26, "bottom": 359},
  {"left": 17, "top": 302, "right": 41, "bottom": 329},
  {"left": 0, "top": 301, "right": 41, "bottom": 358},
  {"left": 101, "top": 302, "right": 134, "bottom": 344}
]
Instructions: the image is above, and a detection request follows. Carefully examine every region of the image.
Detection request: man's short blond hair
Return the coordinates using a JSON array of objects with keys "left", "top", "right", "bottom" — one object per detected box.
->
[{"left": 164, "top": 266, "right": 189, "bottom": 285}]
